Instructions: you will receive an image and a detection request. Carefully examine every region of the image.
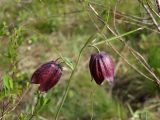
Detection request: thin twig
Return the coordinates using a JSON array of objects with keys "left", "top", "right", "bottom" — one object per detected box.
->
[
  {"left": 138, "top": 0, "right": 160, "bottom": 31},
  {"left": 1, "top": 102, "right": 4, "bottom": 120},
  {"left": 146, "top": 1, "right": 160, "bottom": 17},
  {"left": 155, "top": 0, "right": 160, "bottom": 15},
  {"left": 115, "top": 19, "right": 159, "bottom": 33},
  {"left": 0, "top": 88, "right": 30, "bottom": 119}
]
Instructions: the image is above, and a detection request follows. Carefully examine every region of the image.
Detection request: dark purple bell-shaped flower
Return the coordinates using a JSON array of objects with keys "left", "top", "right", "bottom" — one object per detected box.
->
[
  {"left": 89, "top": 52, "right": 114, "bottom": 85},
  {"left": 31, "top": 61, "right": 62, "bottom": 92}
]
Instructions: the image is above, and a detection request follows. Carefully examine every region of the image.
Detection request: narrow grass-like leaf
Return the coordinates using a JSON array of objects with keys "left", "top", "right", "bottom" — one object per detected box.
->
[{"left": 94, "top": 27, "right": 144, "bottom": 46}]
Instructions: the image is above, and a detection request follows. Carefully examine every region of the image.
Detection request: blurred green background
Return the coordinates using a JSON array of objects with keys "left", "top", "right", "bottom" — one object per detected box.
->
[{"left": 0, "top": 0, "right": 160, "bottom": 120}]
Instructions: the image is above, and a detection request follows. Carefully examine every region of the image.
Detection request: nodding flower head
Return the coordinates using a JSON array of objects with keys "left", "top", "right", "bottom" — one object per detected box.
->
[
  {"left": 31, "top": 61, "right": 62, "bottom": 92},
  {"left": 89, "top": 52, "right": 114, "bottom": 85}
]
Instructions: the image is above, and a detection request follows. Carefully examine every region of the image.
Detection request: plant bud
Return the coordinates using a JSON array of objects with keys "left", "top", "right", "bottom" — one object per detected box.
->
[
  {"left": 89, "top": 52, "right": 114, "bottom": 85},
  {"left": 31, "top": 61, "right": 62, "bottom": 92}
]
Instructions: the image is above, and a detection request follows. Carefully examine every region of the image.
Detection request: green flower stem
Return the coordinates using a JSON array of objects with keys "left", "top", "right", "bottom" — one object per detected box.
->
[
  {"left": 88, "top": 44, "right": 100, "bottom": 53},
  {"left": 55, "top": 35, "right": 94, "bottom": 120},
  {"left": 28, "top": 91, "right": 41, "bottom": 120}
]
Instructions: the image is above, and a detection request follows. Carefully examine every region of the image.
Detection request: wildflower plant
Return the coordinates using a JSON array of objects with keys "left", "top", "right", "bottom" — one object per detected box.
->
[{"left": 0, "top": 0, "right": 160, "bottom": 120}]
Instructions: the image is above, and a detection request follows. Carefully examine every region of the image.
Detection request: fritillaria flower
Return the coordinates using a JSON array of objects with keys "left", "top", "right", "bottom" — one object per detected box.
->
[
  {"left": 89, "top": 52, "right": 114, "bottom": 85},
  {"left": 31, "top": 61, "right": 62, "bottom": 92}
]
